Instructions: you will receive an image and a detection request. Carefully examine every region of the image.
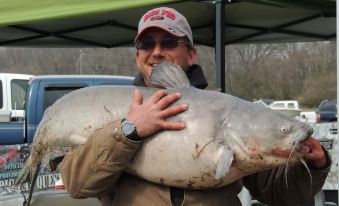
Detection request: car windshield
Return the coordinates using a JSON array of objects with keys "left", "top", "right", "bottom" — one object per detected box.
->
[{"left": 319, "top": 100, "right": 337, "bottom": 111}]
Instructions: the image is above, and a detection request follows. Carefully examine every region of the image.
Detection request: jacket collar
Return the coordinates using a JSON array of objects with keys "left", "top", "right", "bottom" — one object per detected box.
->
[{"left": 132, "top": 64, "right": 208, "bottom": 89}]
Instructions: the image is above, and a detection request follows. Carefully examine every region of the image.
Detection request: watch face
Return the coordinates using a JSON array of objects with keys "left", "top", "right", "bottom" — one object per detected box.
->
[{"left": 122, "top": 121, "right": 135, "bottom": 136}]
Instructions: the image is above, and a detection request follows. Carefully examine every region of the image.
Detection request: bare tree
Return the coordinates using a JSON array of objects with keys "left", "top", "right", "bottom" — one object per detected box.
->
[{"left": 0, "top": 41, "right": 336, "bottom": 108}]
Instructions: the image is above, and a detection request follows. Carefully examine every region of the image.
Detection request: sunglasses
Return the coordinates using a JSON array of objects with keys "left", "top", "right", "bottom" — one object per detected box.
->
[{"left": 135, "top": 37, "right": 189, "bottom": 50}]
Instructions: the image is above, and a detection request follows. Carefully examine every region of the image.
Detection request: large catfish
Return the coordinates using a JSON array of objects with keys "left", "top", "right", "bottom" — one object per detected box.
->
[{"left": 17, "top": 62, "right": 313, "bottom": 204}]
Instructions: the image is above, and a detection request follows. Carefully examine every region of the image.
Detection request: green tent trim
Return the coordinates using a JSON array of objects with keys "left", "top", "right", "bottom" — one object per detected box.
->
[
  {"left": 0, "top": 0, "right": 183, "bottom": 26},
  {"left": 0, "top": 0, "right": 335, "bottom": 48}
]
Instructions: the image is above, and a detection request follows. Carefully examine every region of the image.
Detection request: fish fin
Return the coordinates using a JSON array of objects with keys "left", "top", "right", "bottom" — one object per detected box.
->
[
  {"left": 15, "top": 156, "right": 33, "bottom": 186},
  {"left": 215, "top": 147, "right": 234, "bottom": 180},
  {"left": 25, "top": 163, "right": 40, "bottom": 206},
  {"left": 150, "top": 61, "right": 191, "bottom": 88},
  {"left": 15, "top": 154, "right": 40, "bottom": 206}
]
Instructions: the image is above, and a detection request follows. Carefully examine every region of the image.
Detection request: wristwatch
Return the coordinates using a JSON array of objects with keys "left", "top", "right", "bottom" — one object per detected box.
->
[{"left": 120, "top": 119, "right": 142, "bottom": 141}]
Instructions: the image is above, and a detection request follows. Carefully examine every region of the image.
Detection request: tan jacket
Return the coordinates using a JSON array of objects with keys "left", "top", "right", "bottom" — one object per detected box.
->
[{"left": 60, "top": 120, "right": 331, "bottom": 206}]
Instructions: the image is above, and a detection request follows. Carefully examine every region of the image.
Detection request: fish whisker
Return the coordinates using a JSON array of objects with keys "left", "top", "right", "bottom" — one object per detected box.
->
[
  {"left": 284, "top": 140, "right": 299, "bottom": 188},
  {"left": 300, "top": 158, "right": 312, "bottom": 189}
]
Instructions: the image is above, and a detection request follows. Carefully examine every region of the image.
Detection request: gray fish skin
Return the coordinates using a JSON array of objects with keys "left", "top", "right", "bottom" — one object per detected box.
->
[{"left": 16, "top": 84, "right": 313, "bottom": 189}]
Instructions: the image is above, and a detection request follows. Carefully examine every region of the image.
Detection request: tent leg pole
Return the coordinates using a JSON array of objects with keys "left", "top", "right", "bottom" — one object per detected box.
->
[{"left": 215, "top": 0, "right": 225, "bottom": 93}]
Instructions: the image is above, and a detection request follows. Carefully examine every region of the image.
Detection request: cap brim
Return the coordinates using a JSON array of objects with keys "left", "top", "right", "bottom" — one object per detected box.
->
[{"left": 134, "top": 25, "right": 185, "bottom": 44}]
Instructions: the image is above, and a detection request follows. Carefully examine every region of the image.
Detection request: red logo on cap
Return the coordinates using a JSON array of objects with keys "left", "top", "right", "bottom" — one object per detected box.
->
[
  {"left": 143, "top": 9, "right": 176, "bottom": 22},
  {"left": 144, "top": 9, "right": 160, "bottom": 22},
  {"left": 151, "top": 16, "right": 164, "bottom": 21},
  {"left": 161, "top": 10, "right": 175, "bottom": 20}
]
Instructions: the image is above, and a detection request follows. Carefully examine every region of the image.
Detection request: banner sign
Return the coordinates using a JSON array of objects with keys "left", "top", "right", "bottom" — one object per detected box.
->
[{"left": 0, "top": 144, "right": 61, "bottom": 196}]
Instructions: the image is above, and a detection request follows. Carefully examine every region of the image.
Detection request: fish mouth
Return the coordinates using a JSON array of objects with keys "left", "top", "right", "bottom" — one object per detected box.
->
[
  {"left": 282, "top": 136, "right": 315, "bottom": 188},
  {"left": 285, "top": 124, "right": 313, "bottom": 156},
  {"left": 271, "top": 147, "right": 293, "bottom": 158},
  {"left": 295, "top": 122, "right": 314, "bottom": 143},
  {"left": 271, "top": 136, "right": 312, "bottom": 158},
  {"left": 295, "top": 136, "right": 320, "bottom": 155}
]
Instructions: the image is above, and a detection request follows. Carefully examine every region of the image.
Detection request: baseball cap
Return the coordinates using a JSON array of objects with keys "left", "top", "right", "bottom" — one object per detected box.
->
[{"left": 134, "top": 7, "right": 193, "bottom": 46}]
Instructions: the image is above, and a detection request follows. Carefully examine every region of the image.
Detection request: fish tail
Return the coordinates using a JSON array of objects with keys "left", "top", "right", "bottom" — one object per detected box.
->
[
  {"left": 15, "top": 157, "right": 31, "bottom": 186},
  {"left": 15, "top": 154, "right": 41, "bottom": 186},
  {"left": 23, "top": 163, "right": 40, "bottom": 206},
  {"left": 15, "top": 153, "right": 41, "bottom": 206}
]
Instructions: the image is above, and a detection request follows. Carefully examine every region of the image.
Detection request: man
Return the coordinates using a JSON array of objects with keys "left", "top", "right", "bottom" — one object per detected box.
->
[{"left": 60, "top": 7, "right": 330, "bottom": 206}]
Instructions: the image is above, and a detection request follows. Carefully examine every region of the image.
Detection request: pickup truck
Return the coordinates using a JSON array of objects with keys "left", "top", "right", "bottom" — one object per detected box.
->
[
  {"left": 0, "top": 73, "right": 33, "bottom": 122},
  {"left": 267, "top": 100, "right": 302, "bottom": 118},
  {"left": 0, "top": 75, "right": 133, "bottom": 144},
  {"left": 0, "top": 75, "right": 133, "bottom": 205}
]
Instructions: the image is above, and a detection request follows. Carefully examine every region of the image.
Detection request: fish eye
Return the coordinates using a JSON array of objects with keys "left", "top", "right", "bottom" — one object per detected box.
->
[{"left": 280, "top": 125, "right": 289, "bottom": 133}]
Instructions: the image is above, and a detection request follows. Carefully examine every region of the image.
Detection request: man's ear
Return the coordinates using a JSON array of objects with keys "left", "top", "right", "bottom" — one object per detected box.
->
[
  {"left": 136, "top": 49, "right": 140, "bottom": 68},
  {"left": 188, "top": 47, "right": 197, "bottom": 66}
]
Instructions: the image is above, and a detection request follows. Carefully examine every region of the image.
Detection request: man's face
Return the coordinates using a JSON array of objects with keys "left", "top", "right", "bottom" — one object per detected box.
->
[{"left": 135, "top": 29, "right": 197, "bottom": 87}]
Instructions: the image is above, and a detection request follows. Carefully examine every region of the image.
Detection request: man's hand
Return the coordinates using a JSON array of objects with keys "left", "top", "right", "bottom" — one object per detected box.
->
[
  {"left": 298, "top": 137, "right": 327, "bottom": 169},
  {"left": 125, "top": 89, "right": 188, "bottom": 138}
]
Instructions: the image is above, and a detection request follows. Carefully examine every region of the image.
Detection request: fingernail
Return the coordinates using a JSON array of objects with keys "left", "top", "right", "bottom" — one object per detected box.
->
[
  {"left": 183, "top": 104, "right": 188, "bottom": 109},
  {"left": 176, "top": 93, "right": 182, "bottom": 97}
]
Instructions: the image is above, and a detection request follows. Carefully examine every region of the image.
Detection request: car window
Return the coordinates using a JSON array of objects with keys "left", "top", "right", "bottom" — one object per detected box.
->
[
  {"left": 319, "top": 100, "right": 337, "bottom": 111},
  {"left": 43, "top": 86, "right": 84, "bottom": 112},
  {"left": 271, "top": 103, "right": 284, "bottom": 109},
  {"left": 287, "top": 103, "right": 295, "bottom": 109},
  {"left": 11, "top": 79, "right": 29, "bottom": 110}
]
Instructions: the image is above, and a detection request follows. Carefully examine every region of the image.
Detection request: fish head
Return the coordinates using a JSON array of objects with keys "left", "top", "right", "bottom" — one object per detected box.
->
[{"left": 222, "top": 103, "right": 313, "bottom": 174}]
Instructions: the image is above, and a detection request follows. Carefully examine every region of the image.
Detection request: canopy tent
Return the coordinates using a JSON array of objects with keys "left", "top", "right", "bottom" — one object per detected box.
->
[
  {"left": 0, "top": 0, "right": 335, "bottom": 47},
  {"left": 0, "top": 0, "right": 335, "bottom": 91}
]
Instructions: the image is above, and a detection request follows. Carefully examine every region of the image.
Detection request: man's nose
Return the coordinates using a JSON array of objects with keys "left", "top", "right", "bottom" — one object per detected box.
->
[{"left": 152, "top": 42, "right": 164, "bottom": 57}]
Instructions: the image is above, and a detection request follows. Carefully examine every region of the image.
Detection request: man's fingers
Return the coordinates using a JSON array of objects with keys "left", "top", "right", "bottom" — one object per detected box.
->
[
  {"left": 132, "top": 89, "right": 143, "bottom": 106},
  {"left": 302, "top": 137, "right": 322, "bottom": 150},
  {"left": 299, "top": 137, "right": 327, "bottom": 168},
  {"left": 297, "top": 145, "right": 311, "bottom": 154},
  {"left": 299, "top": 137, "right": 323, "bottom": 159},
  {"left": 303, "top": 150, "right": 324, "bottom": 160},
  {"left": 149, "top": 89, "right": 167, "bottom": 103},
  {"left": 159, "top": 121, "right": 186, "bottom": 130},
  {"left": 161, "top": 104, "right": 188, "bottom": 118},
  {"left": 157, "top": 92, "right": 182, "bottom": 109}
]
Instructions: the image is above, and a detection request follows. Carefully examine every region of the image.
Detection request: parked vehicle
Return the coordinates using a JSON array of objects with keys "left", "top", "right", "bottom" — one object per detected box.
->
[
  {"left": 296, "top": 111, "right": 317, "bottom": 124},
  {"left": 268, "top": 100, "right": 299, "bottom": 110},
  {"left": 0, "top": 75, "right": 133, "bottom": 145},
  {"left": 268, "top": 100, "right": 302, "bottom": 118},
  {"left": 0, "top": 75, "right": 133, "bottom": 205},
  {"left": 0, "top": 73, "right": 33, "bottom": 122},
  {"left": 313, "top": 100, "right": 338, "bottom": 205},
  {"left": 252, "top": 98, "right": 274, "bottom": 107},
  {"left": 316, "top": 99, "right": 337, "bottom": 123},
  {"left": 313, "top": 121, "right": 338, "bottom": 206}
]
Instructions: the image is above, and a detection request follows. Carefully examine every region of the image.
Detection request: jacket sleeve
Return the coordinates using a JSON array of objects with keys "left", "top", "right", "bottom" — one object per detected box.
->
[
  {"left": 60, "top": 119, "right": 141, "bottom": 198},
  {"left": 243, "top": 148, "right": 331, "bottom": 206}
]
